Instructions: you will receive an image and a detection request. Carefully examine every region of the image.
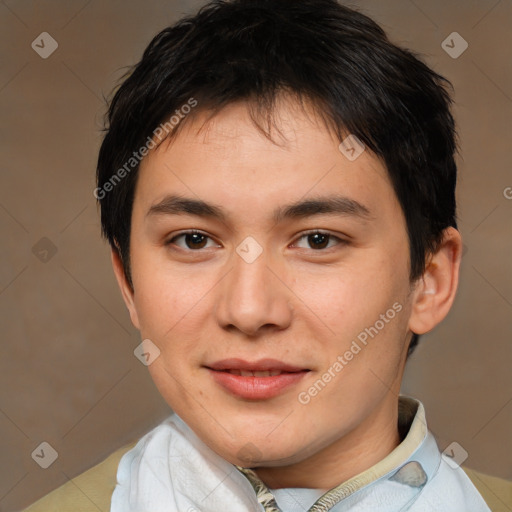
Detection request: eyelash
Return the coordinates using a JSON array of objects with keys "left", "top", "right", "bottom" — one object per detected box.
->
[{"left": 166, "top": 229, "right": 347, "bottom": 252}]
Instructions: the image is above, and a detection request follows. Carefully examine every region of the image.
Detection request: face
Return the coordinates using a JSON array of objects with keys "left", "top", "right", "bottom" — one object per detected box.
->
[{"left": 118, "top": 97, "right": 419, "bottom": 483}]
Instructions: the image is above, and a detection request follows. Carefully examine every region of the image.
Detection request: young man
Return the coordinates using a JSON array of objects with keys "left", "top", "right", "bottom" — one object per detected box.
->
[{"left": 24, "top": 0, "right": 506, "bottom": 510}]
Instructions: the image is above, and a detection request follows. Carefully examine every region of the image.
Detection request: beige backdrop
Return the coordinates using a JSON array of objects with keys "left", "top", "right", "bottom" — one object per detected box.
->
[{"left": 1, "top": 0, "right": 511, "bottom": 510}]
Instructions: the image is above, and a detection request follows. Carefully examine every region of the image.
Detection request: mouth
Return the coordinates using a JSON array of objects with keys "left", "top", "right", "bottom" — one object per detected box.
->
[
  {"left": 205, "top": 358, "right": 310, "bottom": 400},
  {"left": 219, "top": 369, "right": 286, "bottom": 377}
]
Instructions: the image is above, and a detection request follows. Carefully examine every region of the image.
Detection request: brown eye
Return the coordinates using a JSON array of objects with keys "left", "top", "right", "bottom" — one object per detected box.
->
[
  {"left": 168, "top": 231, "right": 218, "bottom": 250},
  {"left": 294, "top": 231, "right": 344, "bottom": 250},
  {"left": 183, "top": 232, "right": 208, "bottom": 249},
  {"left": 307, "top": 232, "right": 330, "bottom": 249}
]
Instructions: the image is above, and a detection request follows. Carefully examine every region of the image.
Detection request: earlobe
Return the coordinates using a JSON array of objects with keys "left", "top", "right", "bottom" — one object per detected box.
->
[
  {"left": 110, "top": 248, "right": 141, "bottom": 330},
  {"left": 408, "top": 227, "right": 462, "bottom": 336}
]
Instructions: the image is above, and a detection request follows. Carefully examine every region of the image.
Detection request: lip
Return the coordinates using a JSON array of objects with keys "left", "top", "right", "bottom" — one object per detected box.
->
[
  {"left": 205, "top": 358, "right": 310, "bottom": 400},
  {"left": 207, "top": 358, "right": 306, "bottom": 372}
]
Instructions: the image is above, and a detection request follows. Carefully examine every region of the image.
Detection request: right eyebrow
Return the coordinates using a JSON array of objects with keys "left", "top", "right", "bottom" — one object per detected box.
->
[{"left": 146, "top": 195, "right": 228, "bottom": 222}]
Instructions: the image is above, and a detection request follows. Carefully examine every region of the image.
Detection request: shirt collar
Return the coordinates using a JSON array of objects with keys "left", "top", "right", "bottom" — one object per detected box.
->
[{"left": 236, "top": 395, "right": 441, "bottom": 511}]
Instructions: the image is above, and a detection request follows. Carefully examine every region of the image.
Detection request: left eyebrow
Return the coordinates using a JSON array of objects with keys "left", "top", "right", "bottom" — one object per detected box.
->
[
  {"left": 272, "top": 195, "right": 374, "bottom": 224},
  {"left": 146, "top": 194, "right": 373, "bottom": 223}
]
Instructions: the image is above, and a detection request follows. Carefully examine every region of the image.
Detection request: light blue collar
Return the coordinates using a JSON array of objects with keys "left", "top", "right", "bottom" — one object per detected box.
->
[{"left": 237, "top": 396, "right": 442, "bottom": 511}]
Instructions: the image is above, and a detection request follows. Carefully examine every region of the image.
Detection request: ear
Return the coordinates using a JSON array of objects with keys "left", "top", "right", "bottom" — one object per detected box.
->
[
  {"left": 111, "top": 248, "right": 140, "bottom": 330},
  {"left": 408, "top": 227, "right": 462, "bottom": 336}
]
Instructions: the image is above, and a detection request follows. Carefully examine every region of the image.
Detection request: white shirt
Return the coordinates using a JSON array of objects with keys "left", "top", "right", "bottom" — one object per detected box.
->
[{"left": 111, "top": 396, "right": 490, "bottom": 511}]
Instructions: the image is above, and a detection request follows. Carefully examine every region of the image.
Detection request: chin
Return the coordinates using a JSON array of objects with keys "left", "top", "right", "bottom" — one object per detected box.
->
[{"left": 212, "top": 434, "right": 313, "bottom": 468}]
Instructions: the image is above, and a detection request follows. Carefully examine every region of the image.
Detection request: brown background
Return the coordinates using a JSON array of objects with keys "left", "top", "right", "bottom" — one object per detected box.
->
[{"left": 1, "top": 0, "right": 511, "bottom": 510}]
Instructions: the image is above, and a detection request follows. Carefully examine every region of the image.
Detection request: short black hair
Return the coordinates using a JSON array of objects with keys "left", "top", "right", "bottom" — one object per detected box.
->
[{"left": 96, "top": 0, "right": 458, "bottom": 356}]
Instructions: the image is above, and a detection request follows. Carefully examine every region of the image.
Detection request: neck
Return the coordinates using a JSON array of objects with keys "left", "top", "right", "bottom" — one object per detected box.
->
[{"left": 253, "top": 395, "right": 401, "bottom": 490}]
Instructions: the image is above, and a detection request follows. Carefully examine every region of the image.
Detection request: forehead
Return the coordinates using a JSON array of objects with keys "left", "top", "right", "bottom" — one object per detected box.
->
[{"left": 134, "top": 98, "right": 401, "bottom": 225}]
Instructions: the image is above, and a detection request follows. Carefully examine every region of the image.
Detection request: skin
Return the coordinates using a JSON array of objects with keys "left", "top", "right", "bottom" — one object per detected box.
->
[{"left": 112, "top": 95, "right": 462, "bottom": 490}]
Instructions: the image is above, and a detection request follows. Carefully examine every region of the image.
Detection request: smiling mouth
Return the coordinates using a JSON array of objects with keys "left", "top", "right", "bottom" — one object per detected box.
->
[
  {"left": 218, "top": 369, "right": 290, "bottom": 377},
  {"left": 205, "top": 359, "right": 310, "bottom": 399},
  {"left": 206, "top": 357, "right": 309, "bottom": 373}
]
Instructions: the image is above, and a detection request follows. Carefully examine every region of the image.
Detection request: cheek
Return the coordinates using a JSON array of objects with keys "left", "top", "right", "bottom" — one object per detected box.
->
[
  {"left": 130, "top": 245, "right": 207, "bottom": 331},
  {"left": 295, "top": 264, "right": 391, "bottom": 335},
  {"left": 293, "top": 251, "right": 410, "bottom": 367},
  {"left": 134, "top": 281, "right": 202, "bottom": 341},
  {"left": 131, "top": 266, "right": 221, "bottom": 373}
]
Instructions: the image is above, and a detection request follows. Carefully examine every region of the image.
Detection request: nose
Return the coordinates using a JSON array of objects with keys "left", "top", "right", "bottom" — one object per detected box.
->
[{"left": 214, "top": 244, "right": 294, "bottom": 337}]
